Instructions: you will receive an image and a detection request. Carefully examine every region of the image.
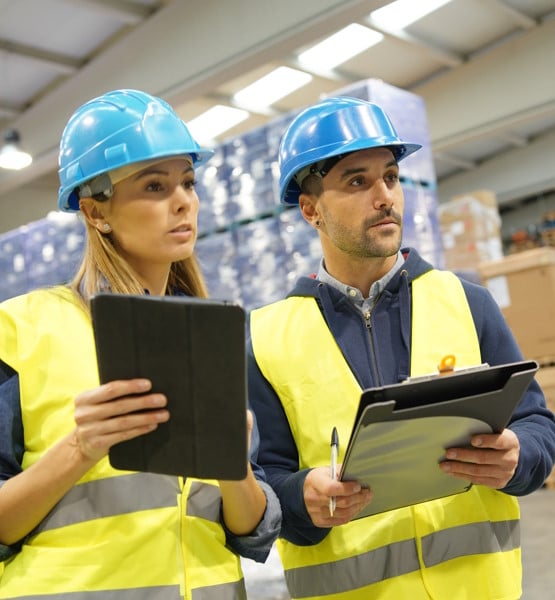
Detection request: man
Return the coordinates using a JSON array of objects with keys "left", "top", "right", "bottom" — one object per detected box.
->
[{"left": 248, "top": 96, "right": 555, "bottom": 599}]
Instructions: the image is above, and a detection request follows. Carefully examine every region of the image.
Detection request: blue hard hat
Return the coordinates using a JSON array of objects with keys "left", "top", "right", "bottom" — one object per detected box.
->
[
  {"left": 278, "top": 96, "right": 422, "bottom": 205},
  {"left": 58, "top": 89, "right": 214, "bottom": 211}
]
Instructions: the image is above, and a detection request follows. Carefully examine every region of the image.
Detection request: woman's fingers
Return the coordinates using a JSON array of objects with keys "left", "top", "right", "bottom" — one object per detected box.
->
[{"left": 73, "top": 379, "right": 169, "bottom": 461}]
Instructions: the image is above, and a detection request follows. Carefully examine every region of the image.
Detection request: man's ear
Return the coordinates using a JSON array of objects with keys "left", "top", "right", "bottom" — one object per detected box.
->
[{"left": 299, "top": 194, "right": 321, "bottom": 230}]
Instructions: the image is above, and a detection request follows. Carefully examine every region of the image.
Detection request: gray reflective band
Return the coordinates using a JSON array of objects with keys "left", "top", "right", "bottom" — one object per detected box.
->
[
  {"left": 422, "top": 519, "right": 520, "bottom": 567},
  {"left": 11, "top": 585, "right": 182, "bottom": 599},
  {"left": 187, "top": 480, "right": 222, "bottom": 522},
  {"left": 11, "top": 581, "right": 247, "bottom": 600},
  {"left": 34, "top": 473, "right": 180, "bottom": 534},
  {"left": 192, "top": 580, "right": 247, "bottom": 600},
  {"left": 284, "top": 538, "right": 419, "bottom": 597},
  {"left": 284, "top": 519, "right": 520, "bottom": 598}
]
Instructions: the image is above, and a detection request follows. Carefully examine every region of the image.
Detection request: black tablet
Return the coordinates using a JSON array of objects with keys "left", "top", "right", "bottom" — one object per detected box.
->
[{"left": 91, "top": 293, "right": 248, "bottom": 480}]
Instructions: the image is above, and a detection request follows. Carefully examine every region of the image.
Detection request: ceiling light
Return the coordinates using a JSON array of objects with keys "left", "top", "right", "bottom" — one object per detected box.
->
[
  {"left": 0, "top": 129, "right": 33, "bottom": 170},
  {"left": 233, "top": 66, "right": 312, "bottom": 111},
  {"left": 187, "top": 105, "right": 250, "bottom": 143},
  {"left": 297, "top": 23, "right": 384, "bottom": 71},
  {"left": 370, "top": 0, "right": 453, "bottom": 30}
]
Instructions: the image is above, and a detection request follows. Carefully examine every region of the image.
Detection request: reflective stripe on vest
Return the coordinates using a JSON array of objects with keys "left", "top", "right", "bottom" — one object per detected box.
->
[
  {"left": 187, "top": 480, "right": 222, "bottom": 521},
  {"left": 6, "top": 587, "right": 182, "bottom": 600},
  {"left": 283, "top": 518, "right": 520, "bottom": 598},
  {"left": 33, "top": 473, "right": 180, "bottom": 534},
  {"left": 32, "top": 476, "right": 220, "bottom": 535},
  {"left": 7, "top": 581, "right": 247, "bottom": 600},
  {"left": 0, "top": 287, "right": 245, "bottom": 600},
  {"left": 250, "top": 269, "right": 522, "bottom": 600}
]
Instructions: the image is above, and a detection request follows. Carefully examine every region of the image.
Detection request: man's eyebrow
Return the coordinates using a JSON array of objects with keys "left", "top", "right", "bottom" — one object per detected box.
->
[
  {"left": 338, "top": 167, "right": 366, "bottom": 181},
  {"left": 338, "top": 159, "right": 399, "bottom": 181}
]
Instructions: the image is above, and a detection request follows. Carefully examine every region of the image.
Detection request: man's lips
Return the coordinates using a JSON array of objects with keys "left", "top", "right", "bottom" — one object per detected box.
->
[{"left": 371, "top": 218, "right": 399, "bottom": 227}]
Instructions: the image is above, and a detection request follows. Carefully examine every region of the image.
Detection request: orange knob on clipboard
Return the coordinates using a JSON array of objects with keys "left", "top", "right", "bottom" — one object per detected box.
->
[{"left": 438, "top": 354, "right": 456, "bottom": 375}]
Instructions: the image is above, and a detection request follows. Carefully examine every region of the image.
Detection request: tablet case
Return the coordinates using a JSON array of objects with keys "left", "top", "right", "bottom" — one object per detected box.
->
[
  {"left": 340, "top": 360, "right": 539, "bottom": 518},
  {"left": 90, "top": 293, "right": 248, "bottom": 480}
]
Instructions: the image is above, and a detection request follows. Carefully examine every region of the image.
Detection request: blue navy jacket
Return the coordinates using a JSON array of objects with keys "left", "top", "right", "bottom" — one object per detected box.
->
[{"left": 247, "top": 247, "right": 555, "bottom": 545}]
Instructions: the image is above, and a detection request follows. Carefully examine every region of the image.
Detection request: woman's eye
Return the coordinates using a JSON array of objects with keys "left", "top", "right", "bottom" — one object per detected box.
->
[
  {"left": 183, "top": 179, "right": 196, "bottom": 190},
  {"left": 145, "top": 181, "right": 163, "bottom": 192}
]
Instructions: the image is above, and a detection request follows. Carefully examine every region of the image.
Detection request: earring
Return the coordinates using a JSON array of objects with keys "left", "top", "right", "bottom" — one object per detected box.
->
[
  {"left": 315, "top": 220, "right": 321, "bottom": 227},
  {"left": 101, "top": 223, "right": 111, "bottom": 233}
]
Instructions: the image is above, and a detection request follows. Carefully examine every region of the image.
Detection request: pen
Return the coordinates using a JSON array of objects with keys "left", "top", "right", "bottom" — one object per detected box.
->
[{"left": 329, "top": 426, "right": 339, "bottom": 517}]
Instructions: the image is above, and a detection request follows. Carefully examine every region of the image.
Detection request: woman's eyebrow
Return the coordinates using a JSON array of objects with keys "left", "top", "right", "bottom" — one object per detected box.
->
[{"left": 133, "top": 165, "right": 194, "bottom": 180}]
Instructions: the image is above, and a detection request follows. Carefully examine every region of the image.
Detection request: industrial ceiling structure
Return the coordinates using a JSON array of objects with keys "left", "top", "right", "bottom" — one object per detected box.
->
[{"left": 0, "top": 0, "right": 554, "bottom": 234}]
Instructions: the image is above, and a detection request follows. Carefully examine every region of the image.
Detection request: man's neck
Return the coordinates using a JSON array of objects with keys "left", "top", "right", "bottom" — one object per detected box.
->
[{"left": 322, "top": 254, "right": 399, "bottom": 296}]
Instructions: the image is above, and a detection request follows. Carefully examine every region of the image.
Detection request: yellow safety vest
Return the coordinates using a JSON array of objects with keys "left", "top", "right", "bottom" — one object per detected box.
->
[
  {"left": 251, "top": 270, "right": 521, "bottom": 600},
  {"left": 0, "top": 286, "right": 245, "bottom": 600}
]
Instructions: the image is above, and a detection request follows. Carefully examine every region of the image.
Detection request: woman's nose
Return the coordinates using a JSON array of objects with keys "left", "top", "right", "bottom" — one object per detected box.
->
[{"left": 173, "top": 185, "right": 195, "bottom": 210}]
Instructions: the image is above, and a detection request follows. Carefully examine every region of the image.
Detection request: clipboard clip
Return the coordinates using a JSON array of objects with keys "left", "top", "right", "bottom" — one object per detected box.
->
[{"left": 437, "top": 354, "right": 456, "bottom": 375}]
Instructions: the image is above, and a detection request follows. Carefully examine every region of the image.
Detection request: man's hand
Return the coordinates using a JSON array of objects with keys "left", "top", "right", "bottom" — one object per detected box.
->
[
  {"left": 304, "top": 466, "right": 373, "bottom": 527},
  {"left": 439, "top": 429, "right": 520, "bottom": 489}
]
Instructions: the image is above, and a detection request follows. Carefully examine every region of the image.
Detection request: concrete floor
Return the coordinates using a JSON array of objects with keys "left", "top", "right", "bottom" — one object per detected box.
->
[
  {"left": 520, "top": 486, "right": 555, "bottom": 599},
  {"left": 242, "top": 486, "right": 555, "bottom": 600}
]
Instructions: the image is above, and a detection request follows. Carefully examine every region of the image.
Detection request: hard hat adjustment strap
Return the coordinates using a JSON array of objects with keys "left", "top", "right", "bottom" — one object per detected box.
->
[
  {"left": 293, "top": 153, "right": 349, "bottom": 188},
  {"left": 78, "top": 172, "right": 113, "bottom": 201}
]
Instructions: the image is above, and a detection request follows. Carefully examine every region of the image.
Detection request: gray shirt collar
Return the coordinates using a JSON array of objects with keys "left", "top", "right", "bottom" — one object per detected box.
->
[{"left": 316, "top": 251, "right": 404, "bottom": 313}]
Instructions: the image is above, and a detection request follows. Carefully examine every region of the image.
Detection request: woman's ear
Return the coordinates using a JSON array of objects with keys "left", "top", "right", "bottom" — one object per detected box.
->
[{"left": 79, "top": 198, "right": 109, "bottom": 232}]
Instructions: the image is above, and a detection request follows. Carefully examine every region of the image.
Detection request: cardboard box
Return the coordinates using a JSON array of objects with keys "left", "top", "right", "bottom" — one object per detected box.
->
[
  {"left": 478, "top": 247, "right": 555, "bottom": 362},
  {"left": 439, "top": 190, "right": 503, "bottom": 271},
  {"left": 535, "top": 366, "right": 555, "bottom": 414},
  {"left": 535, "top": 366, "right": 555, "bottom": 487}
]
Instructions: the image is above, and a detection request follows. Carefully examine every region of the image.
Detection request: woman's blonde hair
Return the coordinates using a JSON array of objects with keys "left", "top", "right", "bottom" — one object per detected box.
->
[{"left": 71, "top": 219, "right": 208, "bottom": 308}]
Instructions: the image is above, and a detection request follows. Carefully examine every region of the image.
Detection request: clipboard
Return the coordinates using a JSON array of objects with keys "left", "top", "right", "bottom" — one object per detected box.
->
[
  {"left": 340, "top": 360, "right": 538, "bottom": 518},
  {"left": 90, "top": 293, "right": 248, "bottom": 480}
]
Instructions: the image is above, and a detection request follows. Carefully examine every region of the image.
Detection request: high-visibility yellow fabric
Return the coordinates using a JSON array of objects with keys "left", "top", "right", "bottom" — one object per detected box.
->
[
  {"left": 250, "top": 270, "right": 521, "bottom": 600},
  {"left": 0, "top": 286, "right": 244, "bottom": 599}
]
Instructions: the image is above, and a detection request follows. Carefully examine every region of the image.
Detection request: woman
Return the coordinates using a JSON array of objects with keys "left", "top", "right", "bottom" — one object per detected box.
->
[{"left": 0, "top": 89, "right": 281, "bottom": 599}]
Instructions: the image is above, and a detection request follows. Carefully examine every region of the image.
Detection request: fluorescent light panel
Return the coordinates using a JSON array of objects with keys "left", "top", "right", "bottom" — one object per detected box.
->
[
  {"left": 0, "top": 146, "right": 32, "bottom": 170},
  {"left": 187, "top": 105, "right": 249, "bottom": 142},
  {"left": 298, "top": 23, "right": 384, "bottom": 71},
  {"left": 233, "top": 66, "right": 312, "bottom": 110},
  {"left": 370, "top": 0, "right": 453, "bottom": 30}
]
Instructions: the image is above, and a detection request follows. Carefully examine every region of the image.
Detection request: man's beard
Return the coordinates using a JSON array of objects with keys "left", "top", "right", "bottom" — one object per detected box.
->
[{"left": 331, "top": 208, "right": 403, "bottom": 258}]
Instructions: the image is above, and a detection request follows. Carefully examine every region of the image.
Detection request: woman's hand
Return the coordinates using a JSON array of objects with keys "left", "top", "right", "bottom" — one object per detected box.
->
[
  {"left": 0, "top": 378, "right": 168, "bottom": 545},
  {"left": 73, "top": 378, "right": 169, "bottom": 463}
]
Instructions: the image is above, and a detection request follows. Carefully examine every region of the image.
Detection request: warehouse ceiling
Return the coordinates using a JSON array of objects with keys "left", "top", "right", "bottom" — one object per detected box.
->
[{"left": 0, "top": 0, "right": 554, "bottom": 233}]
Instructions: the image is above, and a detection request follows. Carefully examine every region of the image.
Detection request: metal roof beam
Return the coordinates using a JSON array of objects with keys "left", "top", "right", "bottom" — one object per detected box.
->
[
  {"left": 0, "top": 39, "right": 80, "bottom": 74},
  {"left": 61, "top": 0, "right": 153, "bottom": 25}
]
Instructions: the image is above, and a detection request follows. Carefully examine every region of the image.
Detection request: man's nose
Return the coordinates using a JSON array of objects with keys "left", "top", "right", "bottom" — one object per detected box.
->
[{"left": 371, "top": 180, "right": 395, "bottom": 209}]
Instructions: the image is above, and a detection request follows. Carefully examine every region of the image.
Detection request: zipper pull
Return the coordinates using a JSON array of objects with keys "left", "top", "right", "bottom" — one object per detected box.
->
[{"left": 364, "top": 310, "right": 371, "bottom": 329}]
